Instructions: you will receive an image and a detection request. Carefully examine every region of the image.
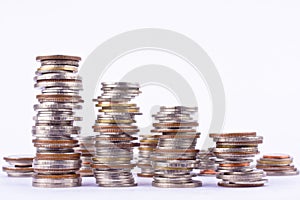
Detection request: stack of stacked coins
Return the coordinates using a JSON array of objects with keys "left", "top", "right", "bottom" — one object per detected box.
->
[
  {"left": 151, "top": 106, "right": 202, "bottom": 188},
  {"left": 210, "top": 132, "right": 267, "bottom": 187},
  {"left": 197, "top": 149, "right": 217, "bottom": 176},
  {"left": 2, "top": 155, "right": 34, "bottom": 177},
  {"left": 32, "top": 55, "right": 83, "bottom": 188},
  {"left": 256, "top": 153, "right": 299, "bottom": 176},
  {"left": 92, "top": 82, "right": 141, "bottom": 187},
  {"left": 137, "top": 134, "right": 159, "bottom": 178},
  {"left": 75, "top": 136, "right": 95, "bottom": 177}
]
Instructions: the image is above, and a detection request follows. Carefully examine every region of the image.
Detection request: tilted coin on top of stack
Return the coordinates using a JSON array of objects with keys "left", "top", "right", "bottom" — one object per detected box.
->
[
  {"left": 137, "top": 134, "right": 159, "bottom": 178},
  {"left": 32, "top": 55, "right": 83, "bottom": 188},
  {"left": 2, "top": 155, "right": 34, "bottom": 177},
  {"left": 196, "top": 148, "right": 217, "bottom": 176},
  {"left": 210, "top": 132, "right": 267, "bottom": 187},
  {"left": 256, "top": 153, "right": 299, "bottom": 176},
  {"left": 92, "top": 82, "right": 142, "bottom": 187},
  {"left": 151, "top": 106, "right": 202, "bottom": 188},
  {"left": 75, "top": 136, "right": 95, "bottom": 177}
]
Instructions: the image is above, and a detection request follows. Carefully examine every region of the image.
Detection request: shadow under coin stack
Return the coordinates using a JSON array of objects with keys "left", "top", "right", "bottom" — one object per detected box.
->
[
  {"left": 137, "top": 134, "right": 159, "bottom": 178},
  {"left": 92, "top": 82, "right": 141, "bottom": 187},
  {"left": 151, "top": 106, "right": 202, "bottom": 188},
  {"left": 32, "top": 55, "right": 83, "bottom": 188},
  {"left": 256, "top": 153, "right": 299, "bottom": 176},
  {"left": 2, "top": 155, "right": 34, "bottom": 177},
  {"left": 75, "top": 136, "right": 95, "bottom": 177},
  {"left": 197, "top": 149, "right": 217, "bottom": 176},
  {"left": 210, "top": 132, "right": 267, "bottom": 187}
]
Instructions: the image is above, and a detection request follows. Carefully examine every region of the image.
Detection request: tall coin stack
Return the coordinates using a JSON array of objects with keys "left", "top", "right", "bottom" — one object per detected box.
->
[
  {"left": 151, "top": 106, "right": 202, "bottom": 188},
  {"left": 210, "top": 132, "right": 267, "bottom": 187},
  {"left": 92, "top": 82, "right": 141, "bottom": 187},
  {"left": 137, "top": 134, "right": 159, "bottom": 178},
  {"left": 75, "top": 136, "right": 95, "bottom": 177},
  {"left": 32, "top": 55, "right": 83, "bottom": 188},
  {"left": 197, "top": 149, "right": 217, "bottom": 176}
]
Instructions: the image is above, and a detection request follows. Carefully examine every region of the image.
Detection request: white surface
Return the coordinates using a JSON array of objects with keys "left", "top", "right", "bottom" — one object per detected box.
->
[
  {"left": 1, "top": 0, "right": 300, "bottom": 198},
  {"left": 1, "top": 174, "right": 300, "bottom": 200}
]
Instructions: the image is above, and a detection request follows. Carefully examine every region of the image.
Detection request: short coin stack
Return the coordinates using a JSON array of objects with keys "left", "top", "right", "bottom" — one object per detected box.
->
[
  {"left": 210, "top": 132, "right": 267, "bottom": 187},
  {"left": 32, "top": 55, "right": 83, "bottom": 188},
  {"left": 197, "top": 149, "right": 217, "bottom": 176},
  {"left": 151, "top": 106, "right": 202, "bottom": 188},
  {"left": 75, "top": 136, "right": 95, "bottom": 177},
  {"left": 2, "top": 155, "right": 34, "bottom": 177},
  {"left": 137, "top": 134, "right": 159, "bottom": 178},
  {"left": 92, "top": 82, "right": 141, "bottom": 187},
  {"left": 256, "top": 153, "right": 299, "bottom": 176}
]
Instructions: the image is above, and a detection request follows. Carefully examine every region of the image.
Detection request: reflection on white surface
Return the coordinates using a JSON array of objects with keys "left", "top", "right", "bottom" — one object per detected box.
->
[{"left": 0, "top": 174, "right": 299, "bottom": 200}]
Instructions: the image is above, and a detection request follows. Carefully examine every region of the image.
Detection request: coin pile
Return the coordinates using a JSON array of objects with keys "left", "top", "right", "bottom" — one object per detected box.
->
[
  {"left": 256, "top": 153, "right": 299, "bottom": 176},
  {"left": 32, "top": 55, "right": 83, "bottom": 188},
  {"left": 197, "top": 149, "right": 217, "bottom": 176},
  {"left": 137, "top": 134, "right": 159, "bottom": 178},
  {"left": 210, "top": 132, "right": 267, "bottom": 187},
  {"left": 75, "top": 136, "right": 95, "bottom": 177},
  {"left": 2, "top": 155, "right": 34, "bottom": 177},
  {"left": 92, "top": 82, "right": 141, "bottom": 187},
  {"left": 151, "top": 106, "right": 202, "bottom": 188}
]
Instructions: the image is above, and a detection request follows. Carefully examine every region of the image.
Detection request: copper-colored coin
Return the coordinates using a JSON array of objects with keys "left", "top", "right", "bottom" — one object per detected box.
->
[
  {"left": 4, "top": 155, "right": 34, "bottom": 162},
  {"left": 33, "top": 139, "right": 78, "bottom": 144},
  {"left": 219, "top": 162, "right": 250, "bottom": 167},
  {"left": 200, "top": 169, "right": 217, "bottom": 175},
  {"left": 210, "top": 132, "right": 257, "bottom": 138},
  {"left": 34, "top": 173, "right": 80, "bottom": 179},
  {"left": 137, "top": 173, "right": 154, "bottom": 178},
  {"left": 2, "top": 166, "right": 33, "bottom": 172},
  {"left": 35, "top": 153, "right": 80, "bottom": 160},
  {"left": 36, "top": 55, "right": 81, "bottom": 62},
  {"left": 263, "top": 153, "right": 290, "bottom": 159}
]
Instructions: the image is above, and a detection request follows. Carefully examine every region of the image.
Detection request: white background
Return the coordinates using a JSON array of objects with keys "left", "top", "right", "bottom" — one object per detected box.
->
[{"left": 0, "top": 0, "right": 300, "bottom": 199}]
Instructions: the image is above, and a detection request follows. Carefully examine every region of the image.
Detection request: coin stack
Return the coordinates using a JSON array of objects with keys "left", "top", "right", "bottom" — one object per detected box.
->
[
  {"left": 151, "top": 106, "right": 202, "bottom": 188},
  {"left": 210, "top": 132, "right": 267, "bottom": 187},
  {"left": 32, "top": 55, "right": 83, "bottom": 188},
  {"left": 2, "top": 155, "right": 34, "bottom": 177},
  {"left": 256, "top": 153, "right": 299, "bottom": 176},
  {"left": 92, "top": 82, "right": 141, "bottom": 187},
  {"left": 75, "top": 136, "right": 95, "bottom": 177},
  {"left": 137, "top": 134, "right": 159, "bottom": 178},
  {"left": 197, "top": 149, "right": 217, "bottom": 176}
]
